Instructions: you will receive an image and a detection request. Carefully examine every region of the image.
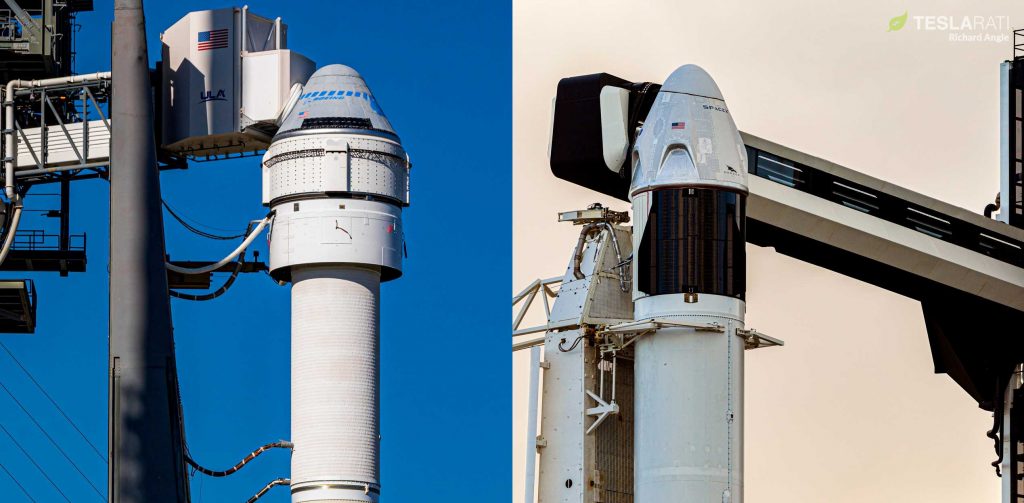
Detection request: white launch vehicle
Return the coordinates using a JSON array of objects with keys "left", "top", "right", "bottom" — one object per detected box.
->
[
  {"left": 263, "top": 64, "right": 409, "bottom": 503},
  {"left": 160, "top": 8, "right": 410, "bottom": 502},
  {"left": 627, "top": 65, "right": 748, "bottom": 502}
]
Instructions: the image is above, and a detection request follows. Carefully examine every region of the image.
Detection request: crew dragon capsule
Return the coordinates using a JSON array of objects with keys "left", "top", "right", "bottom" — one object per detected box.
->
[
  {"left": 261, "top": 64, "right": 410, "bottom": 503},
  {"left": 629, "top": 65, "right": 748, "bottom": 503}
]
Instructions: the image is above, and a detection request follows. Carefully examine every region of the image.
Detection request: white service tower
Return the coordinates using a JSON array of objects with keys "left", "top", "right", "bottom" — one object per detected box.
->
[
  {"left": 261, "top": 64, "right": 410, "bottom": 503},
  {"left": 629, "top": 65, "right": 748, "bottom": 503}
]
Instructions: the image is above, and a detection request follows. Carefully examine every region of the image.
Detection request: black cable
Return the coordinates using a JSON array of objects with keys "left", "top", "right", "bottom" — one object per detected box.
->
[
  {"left": 246, "top": 478, "right": 290, "bottom": 503},
  {"left": 162, "top": 200, "right": 247, "bottom": 240},
  {"left": 0, "top": 422, "right": 70, "bottom": 502},
  {"left": 0, "top": 342, "right": 106, "bottom": 462},
  {"left": 0, "top": 379, "right": 106, "bottom": 501},
  {"left": 169, "top": 252, "right": 246, "bottom": 301},
  {"left": 622, "top": 81, "right": 657, "bottom": 180},
  {"left": 185, "top": 441, "right": 293, "bottom": 478},
  {"left": 558, "top": 335, "right": 585, "bottom": 353},
  {"left": 0, "top": 458, "right": 37, "bottom": 503},
  {"left": 989, "top": 413, "right": 1003, "bottom": 476},
  {"left": 990, "top": 377, "right": 1010, "bottom": 476}
]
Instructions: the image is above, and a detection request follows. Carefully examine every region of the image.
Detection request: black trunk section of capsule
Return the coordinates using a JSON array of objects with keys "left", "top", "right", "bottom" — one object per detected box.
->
[{"left": 637, "top": 188, "right": 746, "bottom": 299}]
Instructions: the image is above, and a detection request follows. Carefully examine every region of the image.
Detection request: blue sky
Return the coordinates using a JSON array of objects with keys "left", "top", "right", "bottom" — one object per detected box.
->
[{"left": 0, "top": 1, "right": 509, "bottom": 501}]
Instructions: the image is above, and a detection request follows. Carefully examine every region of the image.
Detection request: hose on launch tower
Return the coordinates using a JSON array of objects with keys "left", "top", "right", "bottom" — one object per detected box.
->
[
  {"left": 559, "top": 333, "right": 586, "bottom": 353},
  {"left": 245, "top": 478, "right": 290, "bottom": 503},
  {"left": 570, "top": 221, "right": 630, "bottom": 292},
  {"left": 168, "top": 252, "right": 246, "bottom": 301},
  {"left": 185, "top": 440, "right": 293, "bottom": 478},
  {"left": 0, "top": 197, "right": 24, "bottom": 268},
  {"left": 984, "top": 193, "right": 1001, "bottom": 219},
  {"left": 162, "top": 199, "right": 249, "bottom": 240},
  {"left": 988, "top": 376, "right": 1009, "bottom": 476},
  {"left": 165, "top": 213, "right": 273, "bottom": 275},
  {"left": 989, "top": 412, "right": 1003, "bottom": 476}
]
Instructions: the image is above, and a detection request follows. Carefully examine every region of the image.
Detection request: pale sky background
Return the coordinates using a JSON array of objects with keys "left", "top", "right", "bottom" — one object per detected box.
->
[{"left": 512, "top": 1, "right": 1020, "bottom": 502}]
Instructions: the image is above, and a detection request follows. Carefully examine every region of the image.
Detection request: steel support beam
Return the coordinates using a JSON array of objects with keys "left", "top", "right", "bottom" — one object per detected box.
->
[{"left": 108, "top": 0, "right": 189, "bottom": 501}]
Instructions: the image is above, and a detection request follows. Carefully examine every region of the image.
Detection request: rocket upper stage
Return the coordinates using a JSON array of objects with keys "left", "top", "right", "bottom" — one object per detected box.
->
[
  {"left": 277, "top": 64, "right": 399, "bottom": 142},
  {"left": 630, "top": 65, "right": 748, "bottom": 197}
]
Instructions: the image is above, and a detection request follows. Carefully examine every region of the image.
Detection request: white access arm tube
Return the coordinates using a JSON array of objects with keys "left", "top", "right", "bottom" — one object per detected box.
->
[
  {"left": 0, "top": 201, "right": 23, "bottom": 266},
  {"left": 164, "top": 216, "right": 271, "bottom": 275},
  {"left": 4, "top": 72, "right": 111, "bottom": 199}
]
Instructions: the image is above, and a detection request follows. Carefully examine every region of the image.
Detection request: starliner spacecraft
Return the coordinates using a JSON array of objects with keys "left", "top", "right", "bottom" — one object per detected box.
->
[
  {"left": 262, "top": 64, "right": 410, "bottom": 502},
  {"left": 157, "top": 9, "right": 411, "bottom": 500}
]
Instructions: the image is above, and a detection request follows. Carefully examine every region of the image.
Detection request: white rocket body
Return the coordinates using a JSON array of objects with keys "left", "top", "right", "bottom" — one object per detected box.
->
[
  {"left": 262, "top": 64, "right": 409, "bottom": 502},
  {"left": 629, "top": 65, "right": 748, "bottom": 503}
]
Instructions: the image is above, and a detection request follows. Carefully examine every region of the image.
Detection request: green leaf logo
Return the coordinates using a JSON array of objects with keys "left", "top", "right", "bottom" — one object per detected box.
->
[{"left": 888, "top": 11, "right": 908, "bottom": 32}]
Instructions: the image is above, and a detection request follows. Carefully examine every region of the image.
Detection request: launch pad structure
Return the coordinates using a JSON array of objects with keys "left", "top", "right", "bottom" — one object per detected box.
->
[
  {"left": 515, "top": 35, "right": 1024, "bottom": 503},
  {"left": 0, "top": 1, "right": 412, "bottom": 502}
]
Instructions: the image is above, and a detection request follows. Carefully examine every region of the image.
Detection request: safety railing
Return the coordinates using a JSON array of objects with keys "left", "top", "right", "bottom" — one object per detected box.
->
[{"left": 10, "top": 229, "right": 85, "bottom": 252}]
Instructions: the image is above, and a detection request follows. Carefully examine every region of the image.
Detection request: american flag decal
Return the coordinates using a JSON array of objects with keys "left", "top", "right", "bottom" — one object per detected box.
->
[{"left": 197, "top": 28, "right": 229, "bottom": 51}]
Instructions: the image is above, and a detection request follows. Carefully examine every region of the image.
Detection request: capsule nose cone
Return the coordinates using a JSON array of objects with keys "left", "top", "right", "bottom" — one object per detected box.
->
[
  {"left": 275, "top": 63, "right": 400, "bottom": 142},
  {"left": 661, "top": 64, "right": 724, "bottom": 100},
  {"left": 312, "top": 63, "right": 363, "bottom": 79}
]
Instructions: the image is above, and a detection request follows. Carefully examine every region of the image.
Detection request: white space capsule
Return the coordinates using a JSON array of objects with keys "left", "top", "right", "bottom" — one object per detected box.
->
[
  {"left": 264, "top": 64, "right": 409, "bottom": 281},
  {"left": 261, "top": 64, "right": 410, "bottom": 503},
  {"left": 628, "top": 65, "right": 748, "bottom": 503},
  {"left": 630, "top": 65, "right": 747, "bottom": 196}
]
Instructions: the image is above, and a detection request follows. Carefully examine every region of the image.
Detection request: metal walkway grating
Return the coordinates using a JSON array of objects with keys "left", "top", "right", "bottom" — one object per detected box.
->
[{"left": 0, "top": 279, "right": 36, "bottom": 333}]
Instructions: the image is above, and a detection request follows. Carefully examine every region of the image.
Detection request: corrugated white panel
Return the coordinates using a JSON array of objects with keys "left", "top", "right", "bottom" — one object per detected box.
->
[
  {"left": 15, "top": 120, "right": 111, "bottom": 169},
  {"left": 263, "top": 134, "right": 408, "bottom": 205},
  {"left": 291, "top": 265, "right": 381, "bottom": 502}
]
